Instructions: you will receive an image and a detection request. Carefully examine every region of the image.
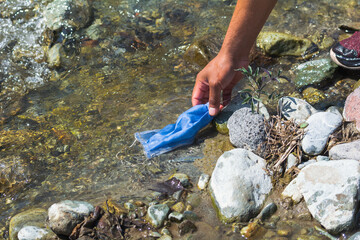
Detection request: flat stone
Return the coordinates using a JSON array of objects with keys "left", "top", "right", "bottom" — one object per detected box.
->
[
  {"left": 48, "top": 200, "right": 94, "bottom": 236},
  {"left": 301, "top": 112, "right": 343, "bottom": 155},
  {"left": 227, "top": 108, "right": 267, "bottom": 156},
  {"left": 343, "top": 87, "right": 360, "bottom": 132},
  {"left": 146, "top": 204, "right": 170, "bottom": 228},
  {"left": 210, "top": 149, "right": 272, "bottom": 223},
  {"left": 282, "top": 160, "right": 360, "bottom": 234},
  {"left": 278, "top": 97, "right": 318, "bottom": 124},
  {"left": 329, "top": 140, "right": 360, "bottom": 161},
  {"left": 293, "top": 58, "right": 337, "bottom": 88}
]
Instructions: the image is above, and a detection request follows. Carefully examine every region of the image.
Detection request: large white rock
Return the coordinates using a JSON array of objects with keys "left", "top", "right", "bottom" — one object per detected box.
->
[
  {"left": 329, "top": 140, "right": 360, "bottom": 161},
  {"left": 301, "top": 112, "right": 343, "bottom": 155},
  {"left": 209, "top": 149, "right": 272, "bottom": 223},
  {"left": 48, "top": 200, "right": 94, "bottom": 236},
  {"left": 279, "top": 97, "right": 318, "bottom": 124},
  {"left": 282, "top": 160, "right": 360, "bottom": 234}
]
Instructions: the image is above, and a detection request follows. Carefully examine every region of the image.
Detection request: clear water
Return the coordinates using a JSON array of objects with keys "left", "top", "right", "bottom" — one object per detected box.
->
[{"left": 0, "top": 0, "right": 358, "bottom": 238}]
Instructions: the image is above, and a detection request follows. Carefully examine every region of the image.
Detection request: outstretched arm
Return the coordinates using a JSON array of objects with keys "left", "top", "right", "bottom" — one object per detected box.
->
[{"left": 192, "top": 0, "right": 277, "bottom": 116}]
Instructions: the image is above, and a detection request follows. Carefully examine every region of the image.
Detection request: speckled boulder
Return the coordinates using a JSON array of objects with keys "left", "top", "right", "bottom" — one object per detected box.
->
[
  {"left": 227, "top": 108, "right": 266, "bottom": 156},
  {"left": 343, "top": 87, "right": 360, "bottom": 132}
]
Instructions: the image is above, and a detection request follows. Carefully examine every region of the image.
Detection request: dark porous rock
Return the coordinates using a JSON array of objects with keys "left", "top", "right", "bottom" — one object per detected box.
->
[
  {"left": 227, "top": 107, "right": 266, "bottom": 156},
  {"left": 178, "top": 220, "right": 197, "bottom": 236}
]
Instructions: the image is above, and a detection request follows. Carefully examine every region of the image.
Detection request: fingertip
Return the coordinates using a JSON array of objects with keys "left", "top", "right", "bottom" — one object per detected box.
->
[{"left": 209, "top": 107, "right": 219, "bottom": 116}]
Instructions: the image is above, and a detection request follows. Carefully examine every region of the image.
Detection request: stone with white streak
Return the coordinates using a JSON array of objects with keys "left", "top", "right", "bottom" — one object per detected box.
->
[
  {"left": 301, "top": 112, "right": 343, "bottom": 155},
  {"left": 282, "top": 160, "right": 360, "bottom": 234},
  {"left": 210, "top": 149, "right": 272, "bottom": 223}
]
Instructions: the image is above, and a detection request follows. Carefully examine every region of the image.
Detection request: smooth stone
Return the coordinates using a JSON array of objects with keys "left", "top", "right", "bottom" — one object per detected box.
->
[
  {"left": 214, "top": 94, "right": 269, "bottom": 134},
  {"left": 282, "top": 160, "right": 360, "bottom": 234},
  {"left": 171, "top": 202, "right": 185, "bottom": 213},
  {"left": 48, "top": 200, "right": 94, "bottom": 236},
  {"left": 257, "top": 203, "right": 277, "bottom": 221},
  {"left": 279, "top": 97, "right": 318, "bottom": 124},
  {"left": 301, "top": 112, "right": 343, "bottom": 155},
  {"left": 298, "top": 159, "right": 316, "bottom": 169},
  {"left": 197, "top": 173, "right": 210, "bottom": 190},
  {"left": 256, "top": 31, "right": 316, "bottom": 57},
  {"left": 146, "top": 204, "right": 170, "bottom": 228},
  {"left": 9, "top": 208, "right": 48, "bottom": 240},
  {"left": 168, "top": 212, "right": 184, "bottom": 223},
  {"left": 316, "top": 155, "right": 330, "bottom": 161},
  {"left": 329, "top": 140, "right": 360, "bottom": 161},
  {"left": 17, "top": 226, "right": 49, "bottom": 240},
  {"left": 186, "top": 193, "right": 201, "bottom": 208},
  {"left": 227, "top": 108, "right": 267, "bottom": 156},
  {"left": 183, "top": 211, "right": 200, "bottom": 221},
  {"left": 210, "top": 149, "right": 272, "bottom": 223},
  {"left": 343, "top": 87, "right": 360, "bottom": 132},
  {"left": 43, "top": 0, "right": 91, "bottom": 30},
  {"left": 47, "top": 43, "right": 62, "bottom": 68},
  {"left": 286, "top": 153, "right": 298, "bottom": 171},
  {"left": 293, "top": 58, "right": 338, "bottom": 88},
  {"left": 178, "top": 220, "right": 197, "bottom": 236},
  {"left": 326, "top": 106, "right": 342, "bottom": 119}
]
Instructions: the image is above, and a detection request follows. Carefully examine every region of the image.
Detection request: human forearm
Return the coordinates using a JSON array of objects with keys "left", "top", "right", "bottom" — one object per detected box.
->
[{"left": 220, "top": 0, "right": 277, "bottom": 61}]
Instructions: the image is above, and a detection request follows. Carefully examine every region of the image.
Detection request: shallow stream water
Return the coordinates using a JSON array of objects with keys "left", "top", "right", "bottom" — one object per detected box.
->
[{"left": 0, "top": 0, "right": 359, "bottom": 239}]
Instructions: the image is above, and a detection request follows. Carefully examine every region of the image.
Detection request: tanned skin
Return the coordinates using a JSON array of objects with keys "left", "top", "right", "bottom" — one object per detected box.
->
[{"left": 192, "top": 0, "right": 278, "bottom": 116}]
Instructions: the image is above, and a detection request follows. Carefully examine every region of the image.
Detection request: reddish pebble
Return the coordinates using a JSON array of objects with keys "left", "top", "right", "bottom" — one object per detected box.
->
[{"left": 343, "top": 87, "right": 360, "bottom": 131}]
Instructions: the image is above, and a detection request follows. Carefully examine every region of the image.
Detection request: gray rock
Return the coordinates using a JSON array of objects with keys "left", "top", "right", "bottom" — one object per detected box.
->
[
  {"left": 210, "top": 148, "right": 272, "bottom": 223},
  {"left": 17, "top": 226, "right": 50, "bottom": 240},
  {"left": 329, "top": 140, "right": 360, "bottom": 161},
  {"left": 257, "top": 202, "right": 277, "bottom": 221},
  {"left": 316, "top": 155, "right": 330, "bottom": 161},
  {"left": 227, "top": 108, "right": 266, "bottom": 156},
  {"left": 293, "top": 58, "right": 338, "bottom": 88},
  {"left": 197, "top": 173, "right": 210, "bottom": 190},
  {"left": 48, "top": 200, "right": 94, "bottom": 236},
  {"left": 282, "top": 160, "right": 360, "bottom": 234},
  {"left": 279, "top": 97, "right": 318, "bottom": 124},
  {"left": 146, "top": 204, "right": 170, "bottom": 228},
  {"left": 215, "top": 94, "right": 269, "bottom": 134},
  {"left": 301, "top": 112, "right": 343, "bottom": 155},
  {"left": 326, "top": 106, "right": 342, "bottom": 118},
  {"left": 349, "top": 232, "right": 360, "bottom": 240},
  {"left": 9, "top": 208, "right": 48, "bottom": 240},
  {"left": 286, "top": 153, "right": 298, "bottom": 171},
  {"left": 43, "top": 0, "right": 91, "bottom": 31}
]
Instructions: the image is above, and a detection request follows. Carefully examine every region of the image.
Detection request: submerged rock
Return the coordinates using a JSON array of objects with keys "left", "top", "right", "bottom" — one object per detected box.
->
[
  {"left": 302, "top": 87, "right": 326, "bottom": 105},
  {"left": 343, "top": 87, "right": 360, "bottom": 132},
  {"left": 146, "top": 204, "right": 170, "bottom": 228},
  {"left": 282, "top": 160, "right": 360, "bottom": 234},
  {"left": 329, "top": 140, "right": 360, "bottom": 161},
  {"left": 293, "top": 58, "right": 337, "bottom": 88},
  {"left": 17, "top": 226, "right": 57, "bottom": 240},
  {"left": 48, "top": 200, "right": 94, "bottom": 236},
  {"left": 256, "top": 31, "right": 317, "bottom": 57},
  {"left": 301, "top": 112, "right": 343, "bottom": 155},
  {"left": 278, "top": 97, "right": 318, "bottom": 124},
  {"left": 43, "top": 0, "right": 91, "bottom": 31},
  {"left": 227, "top": 108, "right": 267, "bottom": 156},
  {"left": 210, "top": 148, "right": 272, "bottom": 223},
  {"left": 9, "top": 208, "right": 48, "bottom": 240}
]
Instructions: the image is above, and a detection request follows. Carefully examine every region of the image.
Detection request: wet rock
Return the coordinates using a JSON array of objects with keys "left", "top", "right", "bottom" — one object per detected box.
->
[
  {"left": 227, "top": 108, "right": 266, "bottom": 156},
  {"left": 282, "top": 160, "right": 360, "bottom": 234},
  {"left": 329, "top": 140, "right": 360, "bottom": 161},
  {"left": 298, "top": 159, "right": 316, "bottom": 169},
  {"left": 301, "top": 112, "right": 343, "bottom": 155},
  {"left": 158, "top": 234, "right": 172, "bottom": 240},
  {"left": 47, "top": 43, "right": 63, "bottom": 68},
  {"left": 186, "top": 193, "right": 201, "bottom": 208},
  {"left": 85, "top": 19, "right": 106, "bottom": 41},
  {"left": 197, "top": 173, "right": 210, "bottom": 190},
  {"left": 9, "top": 208, "right": 48, "bottom": 240},
  {"left": 183, "top": 211, "right": 200, "bottom": 221},
  {"left": 168, "top": 212, "right": 184, "bottom": 223},
  {"left": 178, "top": 220, "right": 197, "bottom": 236},
  {"left": 257, "top": 203, "right": 277, "bottom": 221},
  {"left": 343, "top": 87, "right": 360, "bottom": 132},
  {"left": 48, "top": 200, "right": 94, "bottom": 236},
  {"left": 169, "top": 173, "right": 190, "bottom": 187},
  {"left": 146, "top": 204, "right": 170, "bottom": 228},
  {"left": 171, "top": 202, "right": 185, "bottom": 213},
  {"left": 293, "top": 58, "right": 337, "bottom": 88},
  {"left": 324, "top": 78, "right": 357, "bottom": 108},
  {"left": 214, "top": 94, "right": 269, "bottom": 134},
  {"left": 256, "top": 31, "right": 317, "bottom": 57},
  {"left": 311, "top": 31, "right": 335, "bottom": 50},
  {"left": 349, "top": 232, "right": 360, "bottom": 240},
  {"left": 278, "top": 97, "right": 318, "bottom": 124},
  {"left": 210, "top": 148, "right": 272, "bottom": 223},
  {"left": 43, "top": 0, "right": 91, "bottom": 31},
  {"left": 17, "top": 226, "right": 57, "bottom": 240},
  {"left": 302, "top": 87, "right": 326, "bottom": 105}
]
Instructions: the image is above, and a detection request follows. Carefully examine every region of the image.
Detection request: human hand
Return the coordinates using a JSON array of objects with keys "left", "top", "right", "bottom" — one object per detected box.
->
[{"left": 191, "top": 52, "right": 249, "bottom": 116}]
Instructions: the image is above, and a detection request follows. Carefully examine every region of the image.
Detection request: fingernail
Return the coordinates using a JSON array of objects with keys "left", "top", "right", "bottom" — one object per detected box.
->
[{"left": 209, "top": 107, "right": 216, "bottom": 116}]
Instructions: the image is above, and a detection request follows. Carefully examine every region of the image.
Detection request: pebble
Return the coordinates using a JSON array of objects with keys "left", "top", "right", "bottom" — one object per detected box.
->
[
  {"left": 301, "top": 112, "right": 343, "bottom": 155},
  {"left": 197, "top": 173, "right": 210, "bottom": 190},
  {"left": 168, "top": 212, "right": 184, "bottom": 223},
  {"left": 286, "top": 153, "right": 298, "bottom": 171},
  {"left": 343, "top": 87, "right": 360, "bottom": 131},
  {"left": 178, "top": 220, "right": 197, "bottom": 236},
  {"left": 171, "top": 202, "right": 185, "bottom": 213},
  {"left": 257, "top": 202, "right": 277, "bottom": 221},
  {"left": 146, "top": 204, "right": 170, "bottom": 228},
  {"left": 183, "top": 211, "right": 200, "bottom": 221},
  {"left": 298, "top": 159, "right": 316, "bottom": 169}
]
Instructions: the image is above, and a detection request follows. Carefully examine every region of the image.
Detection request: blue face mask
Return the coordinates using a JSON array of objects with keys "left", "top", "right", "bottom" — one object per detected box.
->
[{"left": 135, "top": 104, "right": 213, "bottom": 158}]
